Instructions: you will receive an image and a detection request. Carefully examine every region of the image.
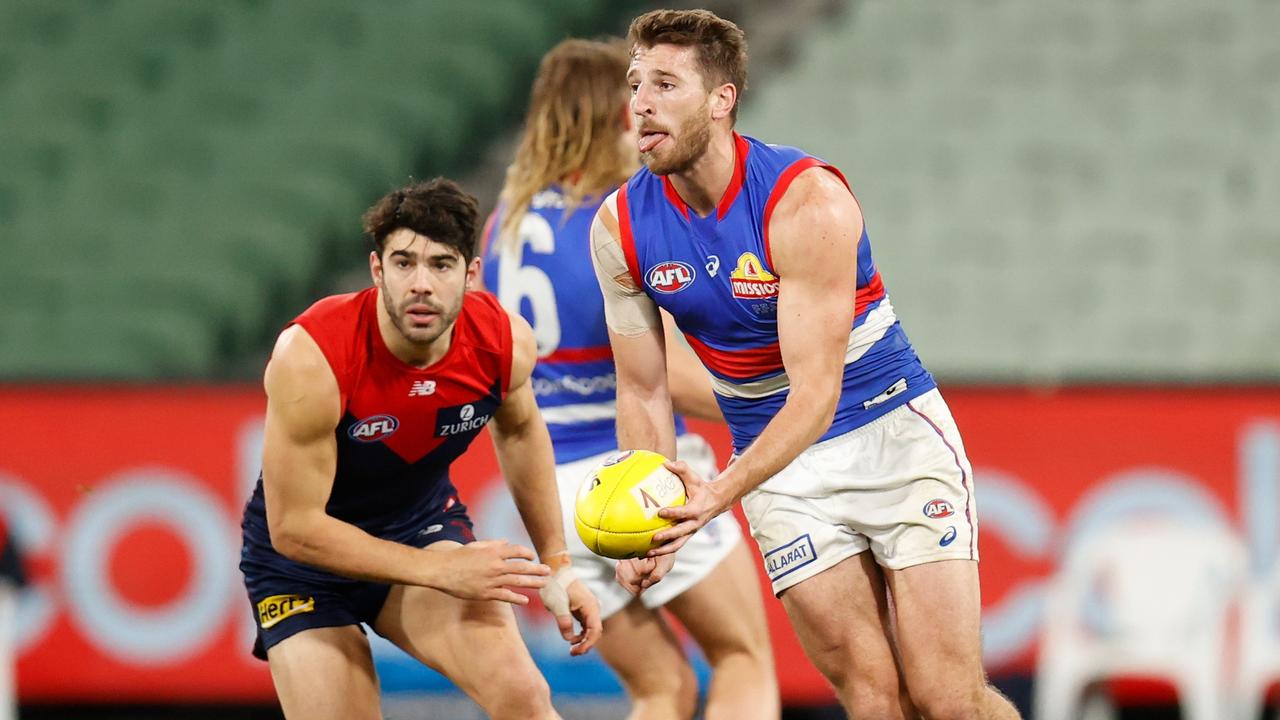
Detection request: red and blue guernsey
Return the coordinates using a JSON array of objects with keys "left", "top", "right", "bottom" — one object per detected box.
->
[
  {"left": 618, "top": 133, "right": 936, "bottom": 453},
  {"left": 483, "top": 188, "right": 687, "bottom": 464},
  {"left": 240, "top": 288, "right": 509, "bottom": 583}
]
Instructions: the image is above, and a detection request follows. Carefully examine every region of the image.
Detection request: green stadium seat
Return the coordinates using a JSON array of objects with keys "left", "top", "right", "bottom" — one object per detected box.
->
[{"left": 0, "top": 0, "right": 629, "bottom": 380}]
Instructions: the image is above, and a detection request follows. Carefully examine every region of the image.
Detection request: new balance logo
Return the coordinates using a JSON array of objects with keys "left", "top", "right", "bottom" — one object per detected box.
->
[{"left": 409, "top": 380, "right": 437, "bottom": 397}]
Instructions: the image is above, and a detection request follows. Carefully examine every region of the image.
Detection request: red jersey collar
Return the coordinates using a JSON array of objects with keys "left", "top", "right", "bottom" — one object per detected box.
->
[{"left": 661, "top": 132, "right": 750, "bottom": 221}]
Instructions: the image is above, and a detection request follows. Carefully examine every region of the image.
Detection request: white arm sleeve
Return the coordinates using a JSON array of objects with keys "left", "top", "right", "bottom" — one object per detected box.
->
[{"left": 591, "top": 194, "right": 661, "bottom": 337}]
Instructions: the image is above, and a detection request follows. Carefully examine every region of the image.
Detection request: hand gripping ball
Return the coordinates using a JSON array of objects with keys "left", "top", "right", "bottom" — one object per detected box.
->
[{"left": 574, "top": 449, "right": 687, "bottom": 560}]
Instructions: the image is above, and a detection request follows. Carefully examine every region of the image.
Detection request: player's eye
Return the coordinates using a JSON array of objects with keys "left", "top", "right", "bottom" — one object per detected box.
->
[
  {"left": 660, "top": 82, "right": 674, "bottom": 91},
  {"left": 629, "top": 83, "right": 640, "bottom": 94}
]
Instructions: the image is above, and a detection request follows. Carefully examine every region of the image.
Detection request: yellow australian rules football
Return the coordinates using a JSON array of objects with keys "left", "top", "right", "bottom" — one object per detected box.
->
[{"left": 574, "top": 449, "right": 688, "bottom": 560}]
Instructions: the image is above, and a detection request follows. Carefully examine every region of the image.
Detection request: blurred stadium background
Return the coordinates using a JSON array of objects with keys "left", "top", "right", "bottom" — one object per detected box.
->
[{"left": 1, "top": 0, "right": 1277, "bottom": 718}]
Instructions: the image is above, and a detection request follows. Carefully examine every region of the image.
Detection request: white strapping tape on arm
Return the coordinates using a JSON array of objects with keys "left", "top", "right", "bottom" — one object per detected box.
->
[
  {"left": 537, "top": 566, "right": 579, "bottom": 616},
  {"left": 591, "top": 203, "right": 660, "bottom": 337}
]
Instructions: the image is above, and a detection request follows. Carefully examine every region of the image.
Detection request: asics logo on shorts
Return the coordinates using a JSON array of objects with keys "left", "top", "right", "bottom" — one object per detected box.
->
[{"left": 257, "top": 594, "right": 315, "bottom": 629}]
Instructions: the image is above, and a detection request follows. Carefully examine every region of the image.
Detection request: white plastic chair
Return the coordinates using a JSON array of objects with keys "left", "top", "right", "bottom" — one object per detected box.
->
[
  {"left": 1239, "top": 562, "right": 1280, "bottom": 720},
  {"left": 1035, "top": 517, "right": 1247, "bottom": 720},
  {"left": 0, "top": 581, "right": 14, "bottom": 720}
]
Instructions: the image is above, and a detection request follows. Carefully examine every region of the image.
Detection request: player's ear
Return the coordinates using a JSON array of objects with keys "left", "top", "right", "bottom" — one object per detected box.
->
[
  {"left": 709, "top": 82, "right": 736, "bottom": 122},
  {"left": 464, "top": 255, "right": 482, "bottom": 290},
  {"left": 369, "top": 250, "right": 383, "bottom": 284}
]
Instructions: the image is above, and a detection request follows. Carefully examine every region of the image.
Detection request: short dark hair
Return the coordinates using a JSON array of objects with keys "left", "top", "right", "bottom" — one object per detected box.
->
[
  {"left": 361, "top": 178, "right": 480, "bottom": 261},
  {"left": 627, "top": 9, "right": 748, "bottom": 121}
]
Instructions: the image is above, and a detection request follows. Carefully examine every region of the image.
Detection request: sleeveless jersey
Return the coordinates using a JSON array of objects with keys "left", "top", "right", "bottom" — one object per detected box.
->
[
  {"left": 618, "top": 133, "right": 935, "bottom": 453},
  {"left": 482, "top": 187, "right": 685, "bottom": 465},
  {"left": 241, "top": 288, "right": 511, "bottom": 579}
]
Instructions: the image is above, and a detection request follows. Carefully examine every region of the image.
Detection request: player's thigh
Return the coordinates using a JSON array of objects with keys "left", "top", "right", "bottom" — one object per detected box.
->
[
  {"left": 883, "top": 559, "right": 986, "bottom": 692},
  {"left": 664, "top": 540, "right": 771, "bottom": 661},
  {"left": 597, "top": 599, "right": 695, "bottom": 697},
  {"left": 266, "top": 625, "right": 381, "bottom": 720},
  {"left": 779, "top": 552, "right": 900, "bottom": 690},
  {"left": 372, "top": 581, "right": 548, "bottom": 706}
]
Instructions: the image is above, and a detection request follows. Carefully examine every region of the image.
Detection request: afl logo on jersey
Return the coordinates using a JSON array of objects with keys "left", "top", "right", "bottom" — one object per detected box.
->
[
  {"left": 349, "top": 414, "right": 399, "bottom": 442},
  {"left": 646, "top": 261, "right": 696, "bottom": 294},
  {"left": 730, "top": 253, "right": 779, "bottom": 299}
]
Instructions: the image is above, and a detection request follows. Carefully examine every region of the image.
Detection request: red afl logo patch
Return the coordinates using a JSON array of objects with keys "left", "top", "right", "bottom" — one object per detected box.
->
[
  {"left": 923, "top": 499, "right": 955, "bottom": 519},
  {"left": 646, "top": 261, "right": 696, "bottom": 294},
  {"left": 349, "top": 414, "right": 399, "bottom": 442}
]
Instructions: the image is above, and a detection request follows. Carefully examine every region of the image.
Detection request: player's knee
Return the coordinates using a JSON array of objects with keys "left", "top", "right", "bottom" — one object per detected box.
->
[
  {"left": 625, "top": 658, "right": 698, "bottom": 719},
  {"left": 907, "top": 683, "right": 985, "bottom": 720},
  {"left": 842, "top": 683, "right": 906, "bottom": 720},
  {"left": 700, "top": 624, "right": 772, "bottom": 670},
  {"left": 806, "top": 639, "right": 857, "bottom": 689},
  {"left": 816, "top": 653, "right": 902, "bottom": 718},
  {"left": 482, "top": 671, "right": 553, "bottom": 720}
]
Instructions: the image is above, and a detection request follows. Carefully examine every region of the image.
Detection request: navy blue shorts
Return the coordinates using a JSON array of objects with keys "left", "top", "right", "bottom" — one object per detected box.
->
[{"left": 240, "top": 499, "right": 475, "bottom": 661}]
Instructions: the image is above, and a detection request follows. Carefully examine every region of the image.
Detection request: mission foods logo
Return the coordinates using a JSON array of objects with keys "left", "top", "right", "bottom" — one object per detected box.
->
[
  {"left": 730, "top": 253, "right": 779, "bottom": 299},
  {"left": 646, "top": 261, "right": 696, "bottom": 294},
  {"left": 348, "top": 414, "right": 399, "bottom": 442}
]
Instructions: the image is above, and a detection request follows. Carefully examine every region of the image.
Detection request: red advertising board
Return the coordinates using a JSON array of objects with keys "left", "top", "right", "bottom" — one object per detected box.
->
[{"left": 0, "top": 386, "right": 1277, "bottom": 703}]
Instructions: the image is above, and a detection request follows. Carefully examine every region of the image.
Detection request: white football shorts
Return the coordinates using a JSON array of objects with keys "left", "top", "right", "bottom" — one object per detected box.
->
[
  {"left": 559, "top": 433, "right": 743, "bottom": 619},
  {"left": 740, "top": 388, "right": 979, "bottom": 596}
]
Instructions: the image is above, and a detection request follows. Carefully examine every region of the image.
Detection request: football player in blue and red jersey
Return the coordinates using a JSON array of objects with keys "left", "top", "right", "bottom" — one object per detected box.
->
[
  {"left": 594, "top": 9, "right": 1022, "bottom": 720},
  {"left": 239, "top": 179, "right": 600, "bottom": 720},
  {"left": 484, "top": 39, "right": 777, "bottom": 720}
]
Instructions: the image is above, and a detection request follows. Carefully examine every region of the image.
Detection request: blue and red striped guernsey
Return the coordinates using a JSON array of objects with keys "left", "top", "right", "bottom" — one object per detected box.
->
[
  {"left": 483, "top": 187, "right": 687, "bottom": 464},
  {"left": 619, "top": 133, "right": 936, "bottom": 452}
]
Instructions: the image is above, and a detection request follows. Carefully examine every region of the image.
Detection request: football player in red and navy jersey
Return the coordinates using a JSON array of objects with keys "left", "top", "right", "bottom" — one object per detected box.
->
[
  {"left": 594, "top": 9, "right": 1021, "bottom": 720},
  {"left": 239, "top": 178, "right": 600, "bottom": 720}
]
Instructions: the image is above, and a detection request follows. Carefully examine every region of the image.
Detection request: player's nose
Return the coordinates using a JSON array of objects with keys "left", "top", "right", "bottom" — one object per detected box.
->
[
  {"left": 630, "top": 86, "right": 655, "bottom": 117},
  {"left": 408, "top": 265, "right": 434, "bottom": 295}
]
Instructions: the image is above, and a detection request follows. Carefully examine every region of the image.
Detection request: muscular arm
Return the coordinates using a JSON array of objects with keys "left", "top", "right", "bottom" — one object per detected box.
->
[
  {"left": 663, "top": 310, "right": 723, "bottom": 423},
  {"left": 489, "top": 311, "right": 568, "bottom": 561},
  {"left": 591, "top": 194, "right": 678, "bottom": 459},
  {"left": 491, "top": 310, "right": 603, "bottom": 653},
  {"left": 704, "top": 168, "right": 862, "bottom": 508},
  {"left": 263, "top": 326, "right": 444, "bottom": 587}
]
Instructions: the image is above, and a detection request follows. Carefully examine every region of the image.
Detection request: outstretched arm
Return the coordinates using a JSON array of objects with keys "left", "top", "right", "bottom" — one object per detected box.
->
[
  {"left": 591, "top": 193, "right": 679, "bottom": 459},
  {"left": 650, "top": 167, "right": 862, "bottom": 555},
  {"left": 489, "top": 310, "right": 602, "bottom": 655},
  {"left": 489, "top": 311, "right": 570, "bottom": 563},
  {"left": 663, "top": 310, "right": 723, "bottom": 422}
]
